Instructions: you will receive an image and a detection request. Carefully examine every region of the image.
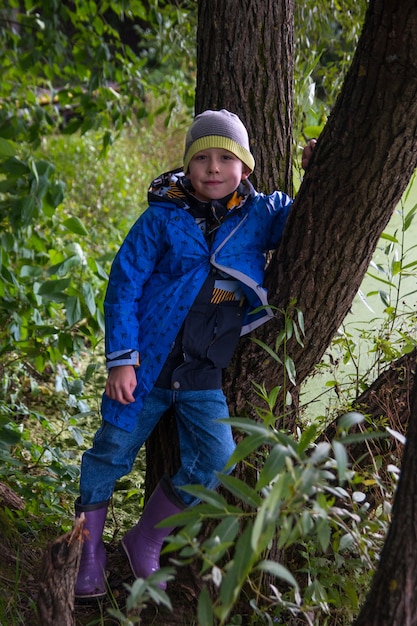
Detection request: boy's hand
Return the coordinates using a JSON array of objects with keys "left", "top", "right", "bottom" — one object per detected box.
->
[
  {"left": 105, "top": 365, "right": 137, "bottom": 404},
  {"left": 301, "top": 139, "right": 317, "bottom": 170}
]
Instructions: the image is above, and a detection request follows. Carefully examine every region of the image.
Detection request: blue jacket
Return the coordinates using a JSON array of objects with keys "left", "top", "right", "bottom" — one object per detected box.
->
[{"left": 101, "top": 175, "right": 292, "bottom": 431}]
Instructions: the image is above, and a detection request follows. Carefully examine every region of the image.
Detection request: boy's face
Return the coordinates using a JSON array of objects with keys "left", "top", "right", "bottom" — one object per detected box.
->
[{"left": 187, "top": 147, "right": 251, "bottom": 202}]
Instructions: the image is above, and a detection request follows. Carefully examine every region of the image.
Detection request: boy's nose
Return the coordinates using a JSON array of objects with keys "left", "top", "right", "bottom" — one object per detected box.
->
[{"left": 208, "top": 159, "right": 220, "bottom": 172}]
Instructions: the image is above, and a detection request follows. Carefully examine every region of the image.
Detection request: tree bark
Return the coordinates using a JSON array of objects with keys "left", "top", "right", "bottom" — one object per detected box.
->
[{"left": 353, "top": 354, "right": 417, "bottom": 626}]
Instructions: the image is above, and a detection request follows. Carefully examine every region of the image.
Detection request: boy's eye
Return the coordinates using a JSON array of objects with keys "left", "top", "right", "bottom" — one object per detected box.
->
[{"left": 222, "top": 152, "right": 238, "bottom": 161}]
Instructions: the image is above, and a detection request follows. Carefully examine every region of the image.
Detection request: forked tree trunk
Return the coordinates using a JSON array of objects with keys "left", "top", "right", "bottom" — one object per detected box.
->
[{"left": 225, "top": 0, "right": 417, "bottom": 422}]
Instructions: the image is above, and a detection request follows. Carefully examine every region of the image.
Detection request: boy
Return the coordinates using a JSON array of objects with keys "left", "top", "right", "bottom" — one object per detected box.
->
[{"left": 75, "top": 109, "right": 307, "bottom": 598}]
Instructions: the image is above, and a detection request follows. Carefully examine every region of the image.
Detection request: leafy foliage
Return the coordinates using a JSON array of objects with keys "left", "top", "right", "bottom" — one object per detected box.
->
[
  {"left": 141, "top": 412, "right": 393, "bottom": 625},
  {"left": 0, "top": 0, "right": 196, "bottom": 147},
  {"left": 294, "top": 0, "right": 367, "bottom": 143}
]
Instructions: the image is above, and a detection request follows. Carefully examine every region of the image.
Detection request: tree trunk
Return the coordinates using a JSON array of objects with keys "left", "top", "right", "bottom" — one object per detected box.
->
[
  {"left": 225, "top": 0, "right": 417, "bottom": 420},
  {"left": 37, "top": 516, "right": 84, "bottom": 626},
  {"left": 195, "top": 0, "right": 294, "bottom": 193},
  {"left": 353, "top": 354, "right": 417, "bottom": 626}
]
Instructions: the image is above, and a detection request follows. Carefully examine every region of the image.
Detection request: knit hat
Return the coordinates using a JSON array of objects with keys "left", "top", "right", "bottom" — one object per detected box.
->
[{"left": 183, "top": 109, "right": 255, "bottom": 173}]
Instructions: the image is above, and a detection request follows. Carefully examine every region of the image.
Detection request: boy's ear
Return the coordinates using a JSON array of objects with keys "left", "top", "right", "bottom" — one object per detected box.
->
[{"left": 241, "top": 166, "right": 252, "bottom": 180}]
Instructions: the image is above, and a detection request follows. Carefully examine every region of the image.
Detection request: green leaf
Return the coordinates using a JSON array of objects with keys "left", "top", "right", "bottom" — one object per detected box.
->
[
  {"left": 0, "top": 427, "right": 23, "bottom": 446},
  {"left": 297, "top": 308, "right": 305, "bottom": 336},
  {"left": 226, "top": 417, "right": 274, "bottom": 438},
  {"left": 379, "top": 232, "right": 398, "bottom": 243},
  {"left": 256, "top": 560, "right": 299, "bottom": 589},
  {"left": 257, "top": 444, "right": 289, "bottom": 489},
  {"left": 1, "top": 264, "right": 18, "bottom": 285},
  {"left": 404, "top": 203, "right": 417, "bottom": 230},
  {"left": 38, "top": 278, "right": 71, "bottom": 295},
  {"left": 338, "top": 411, "right": 364, "bottom": 430},
  {"left": 13, "top": 195, "right": 37, "bottom": 227},
  {"left": 293, "top": 319, "right": 304, "bottom": 347},
  {"left": 303, "top": 125, "right": 323, "bottom": 139},
  {"left": 252, "top": 500, "right": 277, "bottom": 553},
  {"left": 84, "top": 363, "right": 101, "bottom": 383},
  {"left": 333, "top": 440, "right": 348, "bottom": 482},
  {"left": 259, "top": 472, "right": 292, "bottom": 527},
  {"left": 209, "top": 517, "right": 240, "bottom": 545},
  {"left": 63, "top": 216, "right": 88, "bottom": 235},
  {"left": 391, "top": 260, "right": 402, "bottom": 276},
  {"left": 366, "top": 272, "right": 396, "bottom": 288},
  {"left": 20, "top": 264, "right": 42, "bottom": 278},
  {"left": 402, "top": 259, "right": 417, "bottom": 270},
  {"left": 218, "top": 473, "right": 262, "bottom": 508},
  {"left": 178, "top": 484, "right": 229, "bottom": 509},
  {"left": 0, "top": 156, "right": 30, "bottom": 176},
  {"left": 157, "top": 508, "right": 205, "bottom": 529},
  {"left": 65, "top": 296, "right": 82, "bottom": 326},
  {"left": 344, "top": 578, "right": 360, "bottom": 609},
  {"left": 44, "top": 181, "right": 65, "bottom": 213},
  {"left": 297, "top": 423, "right": 318, "bottom": 455},
  {"left": 0, "top": 137, "right": 17, "bottom": 157},
  {"left": 316, "top": 518, "right": 331, "bottom": 551},
  {"left": 226, "top": 433, "right": 269, "bottom": 468},
  {"left": 251, "top": 337, "right": 282, "bottom": 363},
  {"left": 68, "top": 426, "right": 84, "bottom": 446},
  {"left": 285, "top": 317, "right": 293, "bottom": 340},
  {"left": 341, "top": 431, "right": 387, "bottom": 445},
  {"left": 48, "top": 256, "right": 81, "bottom": 276},
  {"left": 219, "top": 523, "right": 255, "bottom": 610},
  {"left": 310, "top": 441, "right": 331, "bottom": 464},
  {"left": 197, "top": 585, "right": 214, "bottom": 626},
  {"left": 82, "top": 281, "right": 96, "bottom": 315},
  {"left": 284, "top": 355, "right": 297, "bottom": 385}
]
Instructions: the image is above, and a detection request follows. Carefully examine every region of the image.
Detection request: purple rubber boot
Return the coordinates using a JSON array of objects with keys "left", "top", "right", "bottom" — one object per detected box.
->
[
  {"left": 74, "top": 498, "right": 108, "bottom": 599},
  {"left": 121, "top": 479, "right": 185, "bottom": 590}
]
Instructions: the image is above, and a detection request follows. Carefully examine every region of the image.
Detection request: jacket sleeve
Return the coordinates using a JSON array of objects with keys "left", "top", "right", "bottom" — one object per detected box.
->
[
  {"left": 103, "top": 205, "right": 168, "bottom": 357},
  {"left": 264, "top": 190, "right": 293, "bottom": 248}
]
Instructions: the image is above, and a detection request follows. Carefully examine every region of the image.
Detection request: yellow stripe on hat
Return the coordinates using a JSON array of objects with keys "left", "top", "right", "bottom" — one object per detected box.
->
[{"left": 184, "top": 135, "right": 255, "bottom": 173}]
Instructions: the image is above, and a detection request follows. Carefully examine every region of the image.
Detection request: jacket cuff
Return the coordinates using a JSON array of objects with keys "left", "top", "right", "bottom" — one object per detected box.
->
[{"left": 106, "top": 350, "right": 140, "bottom": 369}]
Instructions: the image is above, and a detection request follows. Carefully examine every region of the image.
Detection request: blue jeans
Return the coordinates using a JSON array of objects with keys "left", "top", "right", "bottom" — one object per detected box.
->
[{"left": 79, "top": 387, "right": 235, "bottom": 507}]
